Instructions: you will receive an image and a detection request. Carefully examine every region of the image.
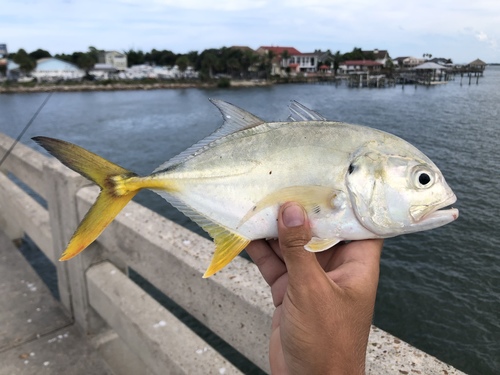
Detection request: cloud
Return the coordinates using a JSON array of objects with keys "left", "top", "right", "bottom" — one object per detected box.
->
[
  {"left": 476, "top": 31, "right": 488, "bottom": 42},
  {"left": 475, "top": 31, "right": 498, "bottom": 50}
]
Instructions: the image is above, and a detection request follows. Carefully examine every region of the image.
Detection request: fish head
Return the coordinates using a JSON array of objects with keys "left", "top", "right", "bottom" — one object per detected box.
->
[{"left": 346, "top": 141, "right": 458, "bottom": 237}]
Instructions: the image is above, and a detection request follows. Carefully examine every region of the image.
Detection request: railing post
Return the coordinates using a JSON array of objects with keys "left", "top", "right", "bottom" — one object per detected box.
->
[{"left": 43, "top": 160, "right": 106, "bottom": 333}]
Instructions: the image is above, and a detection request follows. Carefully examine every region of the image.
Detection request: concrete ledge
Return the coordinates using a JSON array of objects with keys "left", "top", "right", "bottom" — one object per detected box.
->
[
  {"left": 0, "top": 172, "right": 54, "bottom": 261},
  {"left": 0, "top": 229, "right": 112, "bottom": 375},
  {"left": 0, "top": 133, "right": 47, "bottom": 199},
  {"left": 77, "top": 186, "right": 273, "bottom": 372},
  {"left": 86, "top": 261, "right": 243, "bottom": 375},
  {"left": 366, "top": 326, "right": 466, "bottom": 375}
]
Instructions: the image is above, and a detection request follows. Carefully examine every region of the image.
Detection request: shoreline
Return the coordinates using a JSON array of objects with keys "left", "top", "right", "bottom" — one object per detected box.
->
[{"left": 0, "top": 79, "right": 272, "bottom": 94}]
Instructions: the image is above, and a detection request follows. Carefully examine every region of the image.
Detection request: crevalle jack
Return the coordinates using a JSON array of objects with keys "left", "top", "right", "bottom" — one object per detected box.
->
[{"left": 33, "top": 99, "right": 458, "bottom": 277}]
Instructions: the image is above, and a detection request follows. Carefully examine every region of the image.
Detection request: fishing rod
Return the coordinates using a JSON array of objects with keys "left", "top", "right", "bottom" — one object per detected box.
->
[{"left": 0, "top": 92, "right": 53, "bottom": 167}]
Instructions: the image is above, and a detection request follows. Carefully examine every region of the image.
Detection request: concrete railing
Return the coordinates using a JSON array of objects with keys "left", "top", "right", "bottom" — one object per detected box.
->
[{"left": 0, "top": 132, "right": 465, "bottom": 375}]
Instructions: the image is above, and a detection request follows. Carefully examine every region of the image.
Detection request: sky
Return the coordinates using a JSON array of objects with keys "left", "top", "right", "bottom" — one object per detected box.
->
[{"left": 2, "top": 0, "right": 499, "bottom": 63}]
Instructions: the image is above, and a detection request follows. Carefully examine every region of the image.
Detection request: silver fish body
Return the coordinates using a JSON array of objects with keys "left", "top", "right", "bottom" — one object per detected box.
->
[{"left": 152, "top": 100, "right": 458, "bottom": 268}]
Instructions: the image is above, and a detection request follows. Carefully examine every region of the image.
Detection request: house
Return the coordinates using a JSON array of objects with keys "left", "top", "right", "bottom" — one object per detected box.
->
[
  {"left": 413, "top": 62, "right": 450, "bottom": 83},
  {"left": 429, "top": 57, "right": 453, "bottom": 66},
  {"left": 256, "top": 46, "right": 329, "bottom": 75},
  {"left": 468, "top": 59, "right": 487, "bottom": 72},
  {"left": 339, "top": 60, "right": 383, "bottom": 74},
  {"left": 363, "top": 49, "right": 391, "bottom": 66},
  {"left": 256, "top": 46, "right": 302, "bottom": 75},
  {"left": 32, "top": 58, "right": 85, "bottom": 82},
  {"left": 396, "top": 57, "right": 426, "bottom": 68},
  {"left": 98, "top": 51, "right": 128, "bottom": 71}
]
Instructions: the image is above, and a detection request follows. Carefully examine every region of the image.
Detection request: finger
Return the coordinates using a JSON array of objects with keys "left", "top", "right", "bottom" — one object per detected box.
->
[
  {"left": 246, "top": 240, "right": 287, "bottom": 287},
  {"left": 278, "top": 202, "right": 321, "bottom": 280}
]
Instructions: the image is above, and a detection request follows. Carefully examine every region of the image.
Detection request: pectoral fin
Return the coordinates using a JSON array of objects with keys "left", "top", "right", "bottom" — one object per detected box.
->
[
  {"left": 238, "top": 185, "right": 338, "bottom": 228},
  {"left": 305, "top": 237, "right": 341, "bottom": 252}
]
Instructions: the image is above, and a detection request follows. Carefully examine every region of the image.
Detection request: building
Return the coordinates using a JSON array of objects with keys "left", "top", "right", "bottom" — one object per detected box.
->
[
  {"left": 256, "top": 46, "right": 330, "bottom": 75},
  {"left": 98, "top": 51, "right": 128, "bottom": 71},
  {"left": 6, "top": 60, "right": 20, "bottom": 80},
  {"left": 339, "top": 60, "right": 383, "bottom": 74},
  {"left": 0, "top": 44, "right": 7, "bottom": 70},
  {"left": 32, "top": 58, "right": 85, "bottom": 82},
  {"left": 468, "top": 59, "right": 487, "bottom": 72},
  {"left": 363, "top": 49, "right": 391, "bottom": 66},
  {"left": 394, "top": 56, "right": 426, "bottom": 68},
  {"left": 288, "top": 51, "right": 330, "bottom": 73}
]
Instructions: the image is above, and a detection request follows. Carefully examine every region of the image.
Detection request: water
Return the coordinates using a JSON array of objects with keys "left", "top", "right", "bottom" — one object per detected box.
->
[{"left": 1, "top": 70, "right": 499, "bottom": 374}]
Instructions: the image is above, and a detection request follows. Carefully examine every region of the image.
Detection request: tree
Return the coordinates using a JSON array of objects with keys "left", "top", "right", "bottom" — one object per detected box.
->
[
  {"left": 77, "top": 53, "right": 96, "bottom": 73},
  {"left": 342, "top": 47, "right": 365, "bottom": 61},
  {"left": 13, "top": 49, "right": 36, "bottom": 74},
  {"left": 281, "top": 49, "right": 290, "bottom": 67},
  {"left": 29, "top": 48, "right": 51, "bottom": 61},
  {"left": 126, "top": 49, "right": 145, "bottom": 67},
  {"left": 333, "top": 50, "right": 342, "bottom": 74},
  {"left": 175, "top": 55, "right": 189, "bottom": 73},
  {"left": 199, "top": 49, "right": 220, "bottom": 79},
  {"left": 186, "top": 51, "right": 199, "bottom": 66}
]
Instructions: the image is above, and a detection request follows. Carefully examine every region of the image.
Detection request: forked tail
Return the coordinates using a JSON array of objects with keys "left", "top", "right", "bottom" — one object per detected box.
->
[{"left": 33, "top": 136, "right": 140, "bottom": 261}]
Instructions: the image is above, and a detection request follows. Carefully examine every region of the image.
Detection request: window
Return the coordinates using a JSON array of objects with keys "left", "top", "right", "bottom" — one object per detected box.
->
[{"left": 311, "top": 58, "right": 315, "bottom": 66}]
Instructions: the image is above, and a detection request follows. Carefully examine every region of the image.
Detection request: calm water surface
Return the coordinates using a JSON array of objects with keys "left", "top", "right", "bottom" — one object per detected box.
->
[{"left": 1, "top": 69, "right": 499, "bottom": 374}]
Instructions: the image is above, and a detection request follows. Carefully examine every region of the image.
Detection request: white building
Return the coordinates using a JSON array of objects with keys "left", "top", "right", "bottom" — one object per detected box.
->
[
  {"left": 98, "top": 51, "right": 127, "bottom": 71},
  {"left": 32, "top": 58, "right": 85, "bottom": 82}
]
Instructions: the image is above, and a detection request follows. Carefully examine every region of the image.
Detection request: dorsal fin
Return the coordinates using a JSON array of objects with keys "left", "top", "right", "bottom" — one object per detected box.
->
[
  {"left": 288, "top": 101, "right": 327, "bottom": 122},
  {"left": 153, "top": 99, "right": 264, "bottom": 173},
  {"left": 209, "top": 98, "right": 265, "bottom": 133}
]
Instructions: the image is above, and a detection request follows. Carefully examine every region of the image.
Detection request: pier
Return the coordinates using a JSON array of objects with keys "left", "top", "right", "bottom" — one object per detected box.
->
[{"left": 0, "top": 132, "right": 467, "bottom": 374}]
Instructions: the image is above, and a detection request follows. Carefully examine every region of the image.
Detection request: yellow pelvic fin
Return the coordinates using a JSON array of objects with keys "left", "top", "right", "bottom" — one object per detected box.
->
[
  {"left": 202, "top": 223, "right": 250, "bottom": 278},
  {"left": 33, "top": 136, "right": 144, "bottom": 261},
  {"left": 237, "top": 185, "right": 337, "bottom": 228}
]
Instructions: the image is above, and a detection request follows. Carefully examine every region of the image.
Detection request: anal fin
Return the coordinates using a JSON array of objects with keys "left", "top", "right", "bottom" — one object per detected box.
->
[{"left": 203, "top": 224, "right": 250, "bottom": 278}]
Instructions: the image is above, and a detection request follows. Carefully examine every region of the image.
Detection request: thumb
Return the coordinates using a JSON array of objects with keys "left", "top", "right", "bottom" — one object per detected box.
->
[{"left": 278, "top": 202, "right": 319, "bottom": 278}]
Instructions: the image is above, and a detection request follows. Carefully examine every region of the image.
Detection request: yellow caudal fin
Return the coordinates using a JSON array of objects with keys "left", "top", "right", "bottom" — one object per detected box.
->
[{"left": 33, "top": 136, "right": 141, "bottom": 261}]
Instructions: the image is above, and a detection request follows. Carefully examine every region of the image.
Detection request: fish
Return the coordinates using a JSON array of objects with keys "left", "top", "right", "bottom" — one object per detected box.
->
[{"left": 33, "top": 99, "right": 459, "bottom": 277}]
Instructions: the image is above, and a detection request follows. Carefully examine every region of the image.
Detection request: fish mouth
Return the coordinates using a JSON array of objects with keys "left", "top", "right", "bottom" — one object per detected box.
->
[{"left": 410, "top": 194, "right": 459, "bottom": 228}]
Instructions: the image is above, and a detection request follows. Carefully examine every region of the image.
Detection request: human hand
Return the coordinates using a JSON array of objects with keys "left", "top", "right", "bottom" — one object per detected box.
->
[{"left": 246, "top": 202, "right": 383, "bottom": 375}]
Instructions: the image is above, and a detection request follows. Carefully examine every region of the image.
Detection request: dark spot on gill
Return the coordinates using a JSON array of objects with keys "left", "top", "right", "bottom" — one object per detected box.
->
[
  {"left": 269, "top": 170, "right": 272, "bottom": 175},
  {"left": 348, "top": 163, "right": 355, "bottom": 175}
]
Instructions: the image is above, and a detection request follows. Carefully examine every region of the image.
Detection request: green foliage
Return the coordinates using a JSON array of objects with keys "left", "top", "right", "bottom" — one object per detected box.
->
[
  {"left": 175, "top": 55, "right": 189, "bottom": 72},
  {"left": 126, "top": 49, "right": 145, "bottom": 67},
  {"left": 217, "top": 77, "right": 231, "bottom": 88},
  {"left": 29, "top": 48, "right": 51, "bottom": 60},
  {"left": 342, "top": 47, "right": 366, "bottom": 61},
  {"left": 144, "top": 49, "right": 177, "bottom": 66},
  {"left": 13, "top": 49, "right": 36, "bottom": 73}
]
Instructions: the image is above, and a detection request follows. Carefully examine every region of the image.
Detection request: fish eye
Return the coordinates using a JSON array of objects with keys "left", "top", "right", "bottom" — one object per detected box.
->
[
  {"left": 414, "top": 168, "right": 435, "bottom": 189},
  {"left": 419, "top": 173, "right": 431, "bottom": 185}
]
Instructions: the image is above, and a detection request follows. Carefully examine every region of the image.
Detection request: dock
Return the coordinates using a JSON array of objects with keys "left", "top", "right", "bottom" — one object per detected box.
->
[{"left": 0, "top": 131, "right": 468, "bottom": 374}]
